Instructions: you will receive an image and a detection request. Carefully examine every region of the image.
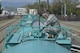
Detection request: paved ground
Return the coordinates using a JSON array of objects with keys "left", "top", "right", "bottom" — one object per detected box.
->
[
  {"left": 60, "top": 21, "right": 80, "bottom": 33},
  {"left": 0, "top": 19, "right": 10, "bottom": 24}
]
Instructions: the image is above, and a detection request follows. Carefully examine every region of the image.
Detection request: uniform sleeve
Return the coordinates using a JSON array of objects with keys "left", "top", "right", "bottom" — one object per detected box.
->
[
  {"left": 43, "top": 14, "right": 58, "bottom": 27},
  {"left": 43, "top": 16, "right": 52, "bottom": 27}
]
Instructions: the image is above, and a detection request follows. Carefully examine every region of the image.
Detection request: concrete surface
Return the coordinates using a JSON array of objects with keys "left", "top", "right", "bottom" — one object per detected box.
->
[{"left": 60, "top": 21, "right": 80, "bottom": 33}]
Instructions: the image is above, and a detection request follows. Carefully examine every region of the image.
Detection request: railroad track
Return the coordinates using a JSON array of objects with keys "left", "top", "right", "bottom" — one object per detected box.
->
[
  {"left": 0, "top": 19, "right": 18, "bottom": 43},
  {"left": 0, "top": 20, "right": 17, "bottom": 31}
]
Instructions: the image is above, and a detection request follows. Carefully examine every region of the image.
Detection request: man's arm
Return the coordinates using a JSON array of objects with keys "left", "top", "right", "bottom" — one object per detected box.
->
[{"left": 40, "top": 17, "right": 52, "bottom": 32}]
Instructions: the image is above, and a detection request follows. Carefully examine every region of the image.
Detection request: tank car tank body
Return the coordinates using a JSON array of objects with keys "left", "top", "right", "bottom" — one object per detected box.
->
[{"left": 1, "top": 14, "right": 72, "bottom": 53}]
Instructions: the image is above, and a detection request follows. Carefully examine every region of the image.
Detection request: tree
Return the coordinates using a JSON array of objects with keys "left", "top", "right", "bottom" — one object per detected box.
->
[
  {"left": 50, "top": 0, "right": 80, "bottom": 15},
  {"left": 24, "top": 0, "right": 80, "bottom": 15},
  {"left": 0, "top": 3, "right": 2, "bottom": 14},
  {"left": 25, "top": 1, "right": 47, "bottom": 13},
  {"left": 50, "top": 2, "right": 61, "bottom": 15}
]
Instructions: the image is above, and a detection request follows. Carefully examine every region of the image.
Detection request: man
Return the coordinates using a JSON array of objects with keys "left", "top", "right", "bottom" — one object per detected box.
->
[{"left": 41, "top": 10, "right": 61, "bottom": 39}]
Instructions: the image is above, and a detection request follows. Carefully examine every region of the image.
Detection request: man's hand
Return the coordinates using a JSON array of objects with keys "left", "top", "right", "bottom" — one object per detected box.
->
[{"left": 38, "top": 13, "right": 42, "bottom": 16}]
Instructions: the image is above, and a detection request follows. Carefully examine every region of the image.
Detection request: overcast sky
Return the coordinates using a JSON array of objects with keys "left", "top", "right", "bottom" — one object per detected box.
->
[
  {"left": 2, "top": 0, "right": 35, "bottom": 2},
  {"left": 1, "top": 0, "right": 52, "bottom": 2}
]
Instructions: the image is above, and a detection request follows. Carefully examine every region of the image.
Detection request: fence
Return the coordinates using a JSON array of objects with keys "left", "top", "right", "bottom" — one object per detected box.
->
[
  {"left": 0, "top": 15, "right": 14, "bottom": 20},
  {"left": 56, "top": 15, "right": 80, "bottom": 21}
]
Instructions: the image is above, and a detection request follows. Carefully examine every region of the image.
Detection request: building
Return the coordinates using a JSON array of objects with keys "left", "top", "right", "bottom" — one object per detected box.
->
[
  {"left": 0, "top": 10, "right": 9, "bottom": 16},
  {"left": 29, "top": 9, "right": 38, "bottom": 15},
  {"left": 76, "top": 4, "right": 80, "bottom": 8},
  {"left": 17, "top": 8, "right": 27, "bottom": 15}
]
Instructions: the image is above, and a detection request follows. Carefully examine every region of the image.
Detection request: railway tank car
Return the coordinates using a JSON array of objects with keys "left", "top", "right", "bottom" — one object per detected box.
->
[{"left": 1, "top": 14, "right": 72, "bottom": 53}]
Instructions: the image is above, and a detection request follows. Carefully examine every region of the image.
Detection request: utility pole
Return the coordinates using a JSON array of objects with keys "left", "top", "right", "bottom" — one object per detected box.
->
[
  {"left": 38, "top": 0, "right": 40, "bottom": 12},
  {"left": 47, "top": 0, "right": 49, "bottom": 10},
  {"left": 60, "top": 0, "right": 66, "bottom": 17},
  {"left": 64, "top": 3, "right": 66, "bottom": 17},
  {"left": 61, "top": 4, "right": 63, "bottom": 16},
  {"left": 60, "top": 0, "right": 63, "bottom": 16},
  {"left": 38, "top": 0, "right": 40, "bottom": 29}
]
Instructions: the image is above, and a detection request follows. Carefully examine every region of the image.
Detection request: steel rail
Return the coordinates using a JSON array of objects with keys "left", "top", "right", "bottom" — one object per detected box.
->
[{"left": 71, "top": 44, "right": 80, "bottom": 52}]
